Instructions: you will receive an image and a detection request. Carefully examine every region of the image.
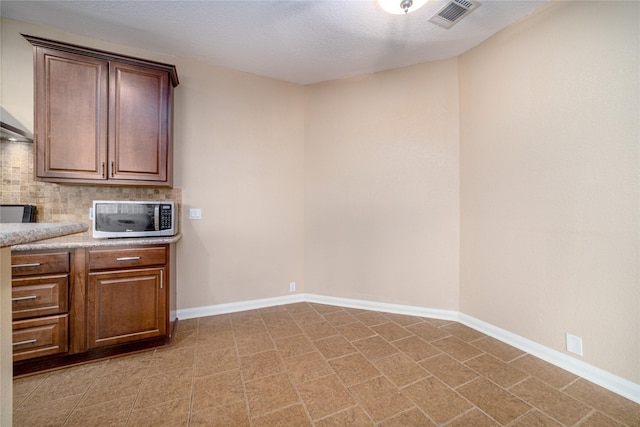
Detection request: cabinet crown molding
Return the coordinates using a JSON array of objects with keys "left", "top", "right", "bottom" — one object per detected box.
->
[{"left": 22, "top": 33, "right": 179, "bottom": 87}]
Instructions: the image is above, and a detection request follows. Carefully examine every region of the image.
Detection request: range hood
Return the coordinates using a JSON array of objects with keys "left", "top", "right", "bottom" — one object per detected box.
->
[{"left": 0, "top": 106, "right": 33, "bottom": 143}]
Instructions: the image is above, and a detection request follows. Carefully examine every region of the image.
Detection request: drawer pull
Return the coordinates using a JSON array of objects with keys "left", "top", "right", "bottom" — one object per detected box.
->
[
  {"left": 13, "top": 339, "right": 37, "bottom": 346},
  {"left": 12, "top": 295, "right": 38, "bottom": 302},
  {"left": 116, "top": 256, "right": 141, "bottom": 261},
  {"left": 12, "top": 262, "right": 41, "bottom": 268}
]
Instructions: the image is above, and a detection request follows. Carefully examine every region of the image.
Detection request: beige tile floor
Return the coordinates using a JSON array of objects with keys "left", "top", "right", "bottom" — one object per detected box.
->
[{"left": 13, "top": 302, "right": 640, "bottom": 426}]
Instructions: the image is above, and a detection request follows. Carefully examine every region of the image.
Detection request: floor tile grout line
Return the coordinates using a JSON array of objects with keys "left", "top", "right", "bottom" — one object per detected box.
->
[
  {"left": 559, "top": 381, "right": 637, "bottom": 426},
  {"left": 256, "top": 304, "right": 330, "bottom": 423},
  {"left": 290, "top": 304, "right": 352, "bottom": 424},
  {"left": 12, "top": 370, "right": 51, "bottom": 412},
  {"left": 315, "top": 307, "right": 434, "bottom": 424},
  {"left": 185, "top": 372, "right": 196, "bottom": 427},
  {"left": 416, "top": 343, "right": 566, "bottom": 427},
  {"left": 311, "top": 403, "right": 372, "bottom": 426},
  {"left": 420, "top": 375, "right": 496, "bottom": 425},
  {"left": 504, "top": 366, "right": 600, "bottom": 416},
  {"left": 456, "top": 350, "right": 534, "bottom": 391},
  {"left": 503, "top": 407, "right": 539, "bottom": 427},
  {"left": 560, "top": 375, "right": 582, "bottom": 392},
  {"left": 441, "top": 405, "right": 497, "bottom": 427},
  {"left": 571, "top": 408, "right": 598, "bottom": 427},
  {"left": 181, "top": 348, "right": 196, "bottom": 427},
  {"left": 122, "top": 351, "right": 153, "bottom": 426},
  {"left": 291, "top": 304, "right": 396, "bottom": 424},
  {"left": 456, "top": 374, "right": 534, "bottom": 416},
  {"left": 482, "top": 371, "right": 596, "bottom": 427},
  {"left": 506, "top": 351, "right": 530, "bottom": 365},
  {"left": 287, "top": 304, "right": 366, "bottom": 424},
  {"left": 189, "top": 320, "right": 211, "bottom": 425},
  {"left": 467, "top": 335, "right": 528, "bottom": 364},
  {"left": 505, "top": 374, "right": 534, "bottom": 391},
  {"left": 304, "top": 304, "right": 477, "bottom": 424},
  {"left": 119, "top": 363, "right": 137, "bottom": 427},
  {"left": 372, "top": 404, "right": 431, "bottom": 426},
  {"left": 504, "top": 354, "right": 584, "bottom": 395},
  {"left": 58, "top": 364, "right": 104, "bottom": 427},
  {"left": 231, "top": 320, "right": 255, "bottom": 427}
]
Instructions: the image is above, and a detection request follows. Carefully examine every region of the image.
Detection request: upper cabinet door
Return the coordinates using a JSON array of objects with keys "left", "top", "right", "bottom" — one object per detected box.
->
[
  {"left": 108, "top": 62, "right": 171, "bottom": 184},
  {"left": 35, "top": 48, "right": 108, "bottom": 181}
]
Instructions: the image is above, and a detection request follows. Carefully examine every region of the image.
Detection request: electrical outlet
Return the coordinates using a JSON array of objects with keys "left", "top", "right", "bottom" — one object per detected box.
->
[
  {"left": 566, "top": 333, "right": 583, "bottom": 356},
  {"left": 189, "top": 208, "right": 202, "bottom": 220},
  {"left": 289, "top": 282, "right": 296, "bottom": 292},
  {"left": 89, "top": 207, "right": 94, "bottom": 220}
]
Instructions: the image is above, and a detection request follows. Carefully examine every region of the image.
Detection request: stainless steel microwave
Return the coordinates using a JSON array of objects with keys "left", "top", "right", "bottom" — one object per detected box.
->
[{"left": 92, "top": 201, "right": 176, "bottom": 239}]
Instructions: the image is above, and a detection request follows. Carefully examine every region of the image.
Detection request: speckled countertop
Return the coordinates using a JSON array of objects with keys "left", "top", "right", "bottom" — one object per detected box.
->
[
  {"left": 10, "top": 230, "right": 182, "bottom": 251},
  {"left": 0, "top": 223, "right": 90, "bottom": 248}
]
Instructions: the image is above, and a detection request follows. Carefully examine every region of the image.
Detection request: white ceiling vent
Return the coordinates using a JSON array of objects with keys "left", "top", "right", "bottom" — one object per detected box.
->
[{"left": 428, "top": 0, "right": 481, "bottom": 29}]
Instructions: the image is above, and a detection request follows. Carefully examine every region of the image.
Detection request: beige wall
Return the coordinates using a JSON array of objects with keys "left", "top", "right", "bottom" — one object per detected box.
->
[
  {"left": 1, "top": 18, "right": 306, "bottom": 309},
  {"left": 175, "top": 56, "right": 305, "bottom": 306},
  {"left": 304, "top": 62, "right": 460, "bottom": 309},
  {"left": 459, "top": 1, "right": 639, "bottom": 382}
]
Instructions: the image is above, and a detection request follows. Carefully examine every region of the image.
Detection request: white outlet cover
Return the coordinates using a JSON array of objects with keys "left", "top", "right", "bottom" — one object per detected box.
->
[
  {"left": 566, "top": 333, "right": 583, "bottom": 356},
  {"left": 289, "top": 282, "right": 296, "bottom": 292},
  {"left": 189, "top": 208, "right": 202, "bottom": 220}
]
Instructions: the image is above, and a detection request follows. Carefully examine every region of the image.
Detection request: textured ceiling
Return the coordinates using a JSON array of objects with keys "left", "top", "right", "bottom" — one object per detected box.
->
[{"left": 1, "top": 0, "right": 548, "bottom": 84}]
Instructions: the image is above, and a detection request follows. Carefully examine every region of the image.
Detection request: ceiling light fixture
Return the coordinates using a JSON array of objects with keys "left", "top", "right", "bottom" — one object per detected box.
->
[{"left": 377, "top": 0, "right": 428, "bottom": 14}]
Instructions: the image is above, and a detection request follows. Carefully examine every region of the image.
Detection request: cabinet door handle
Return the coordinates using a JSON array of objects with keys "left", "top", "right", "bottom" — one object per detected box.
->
[
  {"left": 11, "top": 262, "right": 41, "bottom": 268},
  {"left": 116, "top": 256, "right": 141, "bottom": 261},
  {"left": 110, "top": 161, "right": 114, "bottom": 178},
  {"left": 13, "top": 339, "right": 37, "bottom": 346},
  {"left": 12, "top": 295, "right": 38, "bottom": 302},
  {"left": 160, "top": 270, "right": 163, "bottom": 289},
  {"left": 101, "top": 162, "right": 106, "bottom": 178}
]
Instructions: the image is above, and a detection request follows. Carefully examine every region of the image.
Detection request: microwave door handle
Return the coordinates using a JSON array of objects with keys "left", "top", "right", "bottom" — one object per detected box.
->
[{"left": 154, "top": 205, "right": 160, "bottom": 231}]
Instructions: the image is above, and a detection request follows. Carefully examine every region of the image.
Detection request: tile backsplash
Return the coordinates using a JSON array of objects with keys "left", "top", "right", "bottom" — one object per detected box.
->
[{"left": 1, "top": 141, "right": 181, "bottom": 227}]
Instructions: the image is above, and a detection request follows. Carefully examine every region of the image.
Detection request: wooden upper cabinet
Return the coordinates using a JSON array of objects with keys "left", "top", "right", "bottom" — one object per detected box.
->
[
  {"left": 109, "top": 62, "right": 170, "bottom": 183},
  {"left": 25, "top": 35, "right": 179, "bottom": 187},
  {"left": 35, "top": 49, "right": 108, "bottom": 180}
]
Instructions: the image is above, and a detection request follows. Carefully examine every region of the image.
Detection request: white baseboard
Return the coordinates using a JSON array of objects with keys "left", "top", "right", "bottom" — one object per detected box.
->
[
  {"left": 458, "top": 313, "right": 640, "bottom": 404},
  {"left": 176, "top": 294, "right": 640, "bottom": 404},
  {"left": 303, "top": 293, "right": 459, "bottom": 321},
  {"left": 176, "top": 293, "right": 305, "bottom": 319}
]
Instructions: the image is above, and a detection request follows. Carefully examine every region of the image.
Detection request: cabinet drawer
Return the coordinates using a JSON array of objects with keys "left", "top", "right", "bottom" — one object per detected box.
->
[
  {"left": 89, "top": 246, "right": 167, "bottom": 270},
  {"left": 13, "top": 314, "right": 68, "bottom": 361},
  {"left": 11, "top": 252, "right": 70, "bottom": 276},
  {"left": 12, "top": 275, "right": 69, "bottom": 320}
]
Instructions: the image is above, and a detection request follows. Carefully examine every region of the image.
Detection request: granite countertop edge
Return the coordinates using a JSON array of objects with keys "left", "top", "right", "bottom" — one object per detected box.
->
[
  {"left": 10, "top": 231, "right": 183, "bottom": 251},
  {"left": 0, "top": 223, "right": 90, "bottom": 248}
]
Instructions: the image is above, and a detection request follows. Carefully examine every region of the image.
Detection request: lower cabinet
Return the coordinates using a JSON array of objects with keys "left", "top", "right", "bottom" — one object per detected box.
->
[
  {"left": 87, "top": 267, "right": 167, "bottom": 348},
  {"left": 11, "top": 243, "right": 175, "bottom": 375}
]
